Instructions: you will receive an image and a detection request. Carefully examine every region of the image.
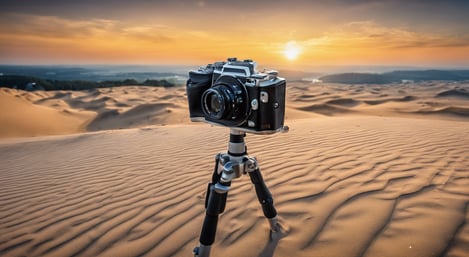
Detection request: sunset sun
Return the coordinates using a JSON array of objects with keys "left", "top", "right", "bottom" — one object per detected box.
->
[{"left": 283, "top": 41, "right": 301, "bottom": 60}]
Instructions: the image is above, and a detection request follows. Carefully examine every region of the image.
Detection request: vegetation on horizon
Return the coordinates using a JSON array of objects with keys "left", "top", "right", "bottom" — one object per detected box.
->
[
  {"left": 0, "top": 75, "right": 176, "bottom": 91},
  {"left": 319, "top": 70, "right": 469, "bottom": 84}
]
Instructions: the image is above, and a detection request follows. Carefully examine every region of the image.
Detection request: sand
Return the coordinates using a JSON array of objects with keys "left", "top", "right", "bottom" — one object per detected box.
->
[{"left": 0, "top": 81, "right": 468, "bottom": 257}]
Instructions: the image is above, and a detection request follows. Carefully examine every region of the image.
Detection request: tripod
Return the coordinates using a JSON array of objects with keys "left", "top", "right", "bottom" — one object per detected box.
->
[{"left": 193, "top": 129, "right": 280, "bottom": 257}]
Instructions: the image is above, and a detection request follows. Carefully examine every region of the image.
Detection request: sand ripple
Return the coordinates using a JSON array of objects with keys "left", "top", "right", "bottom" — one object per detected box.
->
[
  {"left": 1, "top": 81, "right": 469, "bottom": 256},
  {"left": 1, "top": 117, "right": 468, "bottom": 257}
]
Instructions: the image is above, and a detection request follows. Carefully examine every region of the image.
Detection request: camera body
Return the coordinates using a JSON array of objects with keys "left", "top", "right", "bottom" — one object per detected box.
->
[{"left": 186, "top": 58, "right": 286, "bottom": 134}]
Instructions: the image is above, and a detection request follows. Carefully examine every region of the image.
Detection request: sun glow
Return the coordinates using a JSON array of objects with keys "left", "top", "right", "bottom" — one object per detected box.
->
[{"left": 283, "top": 41, "right": 301, "bottom": 60}]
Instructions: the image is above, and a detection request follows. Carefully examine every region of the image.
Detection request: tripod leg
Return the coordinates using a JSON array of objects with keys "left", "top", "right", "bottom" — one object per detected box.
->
[
  {"left": 194, "top": 155, "right": 231, "bottom": 257},
  {"left": 194, "top": 183, "right": 229, "bottom": 257},
  {"left": 248, "top": 165, "right": 279, "bottom": 232}
]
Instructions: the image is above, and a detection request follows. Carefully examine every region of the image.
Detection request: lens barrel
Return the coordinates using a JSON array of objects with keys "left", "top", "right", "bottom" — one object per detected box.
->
[
  {"left": 201, "top": 75, "right": 248, "bottom": 126},
  {"left": 202, "top": 88, "right": 225, "bottom": 119}
]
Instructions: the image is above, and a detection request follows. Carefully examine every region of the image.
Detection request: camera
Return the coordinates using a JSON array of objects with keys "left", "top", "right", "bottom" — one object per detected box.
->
[{"left": 186, "top": 58, "right": 286, "bottom": 134}]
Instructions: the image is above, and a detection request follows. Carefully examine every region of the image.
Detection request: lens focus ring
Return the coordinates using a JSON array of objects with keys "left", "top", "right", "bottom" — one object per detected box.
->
[{"left": 202, "top": 88, "right": 225, "bottom": 119}]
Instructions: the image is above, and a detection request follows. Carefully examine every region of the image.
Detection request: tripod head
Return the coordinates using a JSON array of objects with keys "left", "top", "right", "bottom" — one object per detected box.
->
[
  {"left": 213, "top": 129, "right": 249, "bottom": 183},
  {"left": 221, "top": 126, "right": 289, "bottom": 181}
]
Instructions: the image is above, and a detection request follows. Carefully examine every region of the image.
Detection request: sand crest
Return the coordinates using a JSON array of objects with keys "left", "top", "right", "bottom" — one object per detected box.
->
[
  {"left": 0, "top": 86, "right": 189, "bottom": 138},
  {"left": 0, "top": 88, "right": 95, "bottom": 137},
  {"left": 1, "top": 82, "right": 469, "bottom": 257}
]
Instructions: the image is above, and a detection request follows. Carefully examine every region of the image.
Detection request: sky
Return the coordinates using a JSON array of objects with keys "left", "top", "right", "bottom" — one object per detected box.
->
[{"left": 1, "top": 0, "right": 469, "bottom": 69}]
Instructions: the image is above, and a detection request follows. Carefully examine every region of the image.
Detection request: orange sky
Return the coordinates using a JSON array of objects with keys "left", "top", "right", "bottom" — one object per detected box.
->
[{"left": 1, "top": 0, "right": 468, "bottom": 69}]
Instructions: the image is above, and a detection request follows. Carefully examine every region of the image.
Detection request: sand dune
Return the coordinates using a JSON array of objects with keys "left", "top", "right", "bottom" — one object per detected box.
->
[
  {"left": 1, "top": 81, "right": 469, "bottom": 257},
  {"left": 0, "top": 117, "right": 468, "bottom": 257},
  {"left": 0, "top": 86, "right": 189, "bottom": 138},
  {"left": 0, "top": 88, "right": 95, "bottom": 137},
  {"left": 1, "top": 81, "right": 468, "bottom": 138},
  {"left": 436, "top": 88, "right": 469, "bottom": 99},
  {"left": 288, "top": 82, "right": 469, "bottom": 120}
]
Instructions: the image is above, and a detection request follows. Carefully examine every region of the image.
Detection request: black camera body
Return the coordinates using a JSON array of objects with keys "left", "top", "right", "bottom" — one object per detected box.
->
[{"left": 186, "top": 58, "right": 286, "bottom": 134}]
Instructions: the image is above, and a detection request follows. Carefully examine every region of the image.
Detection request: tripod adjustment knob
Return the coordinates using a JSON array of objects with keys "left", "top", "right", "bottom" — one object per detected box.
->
[
  {"left": 223, "top": 162, "right": 233, "bottom": 173},
  {"left": 220, "top": 162, "right": 237, "bottom": 182},
  {"left": 245, "top": 157, "right": 259, "bottom": 172}
]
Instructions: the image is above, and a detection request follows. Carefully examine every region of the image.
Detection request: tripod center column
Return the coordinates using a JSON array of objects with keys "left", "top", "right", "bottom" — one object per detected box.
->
[{"left": 228, "top": 129, "right": 246, "bottom": 156}]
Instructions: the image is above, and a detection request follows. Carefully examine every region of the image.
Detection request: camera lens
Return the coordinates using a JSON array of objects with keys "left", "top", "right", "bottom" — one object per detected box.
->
[
  {"left": 209, "top": 93, "right": 222, "bottom": 113},
  {"left": 202, "top": 89, "right": 225, "bottom": 119},
  {"left": 201, "top": 75, "right": 248, "bottom": 126}
]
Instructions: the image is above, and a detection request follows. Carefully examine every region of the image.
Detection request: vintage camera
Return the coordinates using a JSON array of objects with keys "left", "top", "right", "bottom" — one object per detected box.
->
[{"left": 186, "top": 58, "right": 286, "bottom": 133}]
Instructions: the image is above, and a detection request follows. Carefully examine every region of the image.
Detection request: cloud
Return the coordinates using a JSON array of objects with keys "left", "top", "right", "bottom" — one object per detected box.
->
[
  {"left": 0, "top": 13, "right": 275, "bottom": 64},
  {"left": 0, "top": 13, "right": 175, "bottom": 43},
  {"left": 289, "top": 21, "right": 469, "bottom": 51},
  {"left": 0, "top": 14, "right": 110, "bottom": 38},
  {"left": 1, "top": 12, "right": 467, "bottom": 66}
]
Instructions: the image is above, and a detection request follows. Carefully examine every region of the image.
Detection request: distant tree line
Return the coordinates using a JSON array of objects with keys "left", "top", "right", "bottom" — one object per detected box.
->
[
  {"left": 319, "top": 70, "right": 469, "bottom": 84},
  {"left": 0, "top": 75, "right": 176, "bottom": 91}
]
